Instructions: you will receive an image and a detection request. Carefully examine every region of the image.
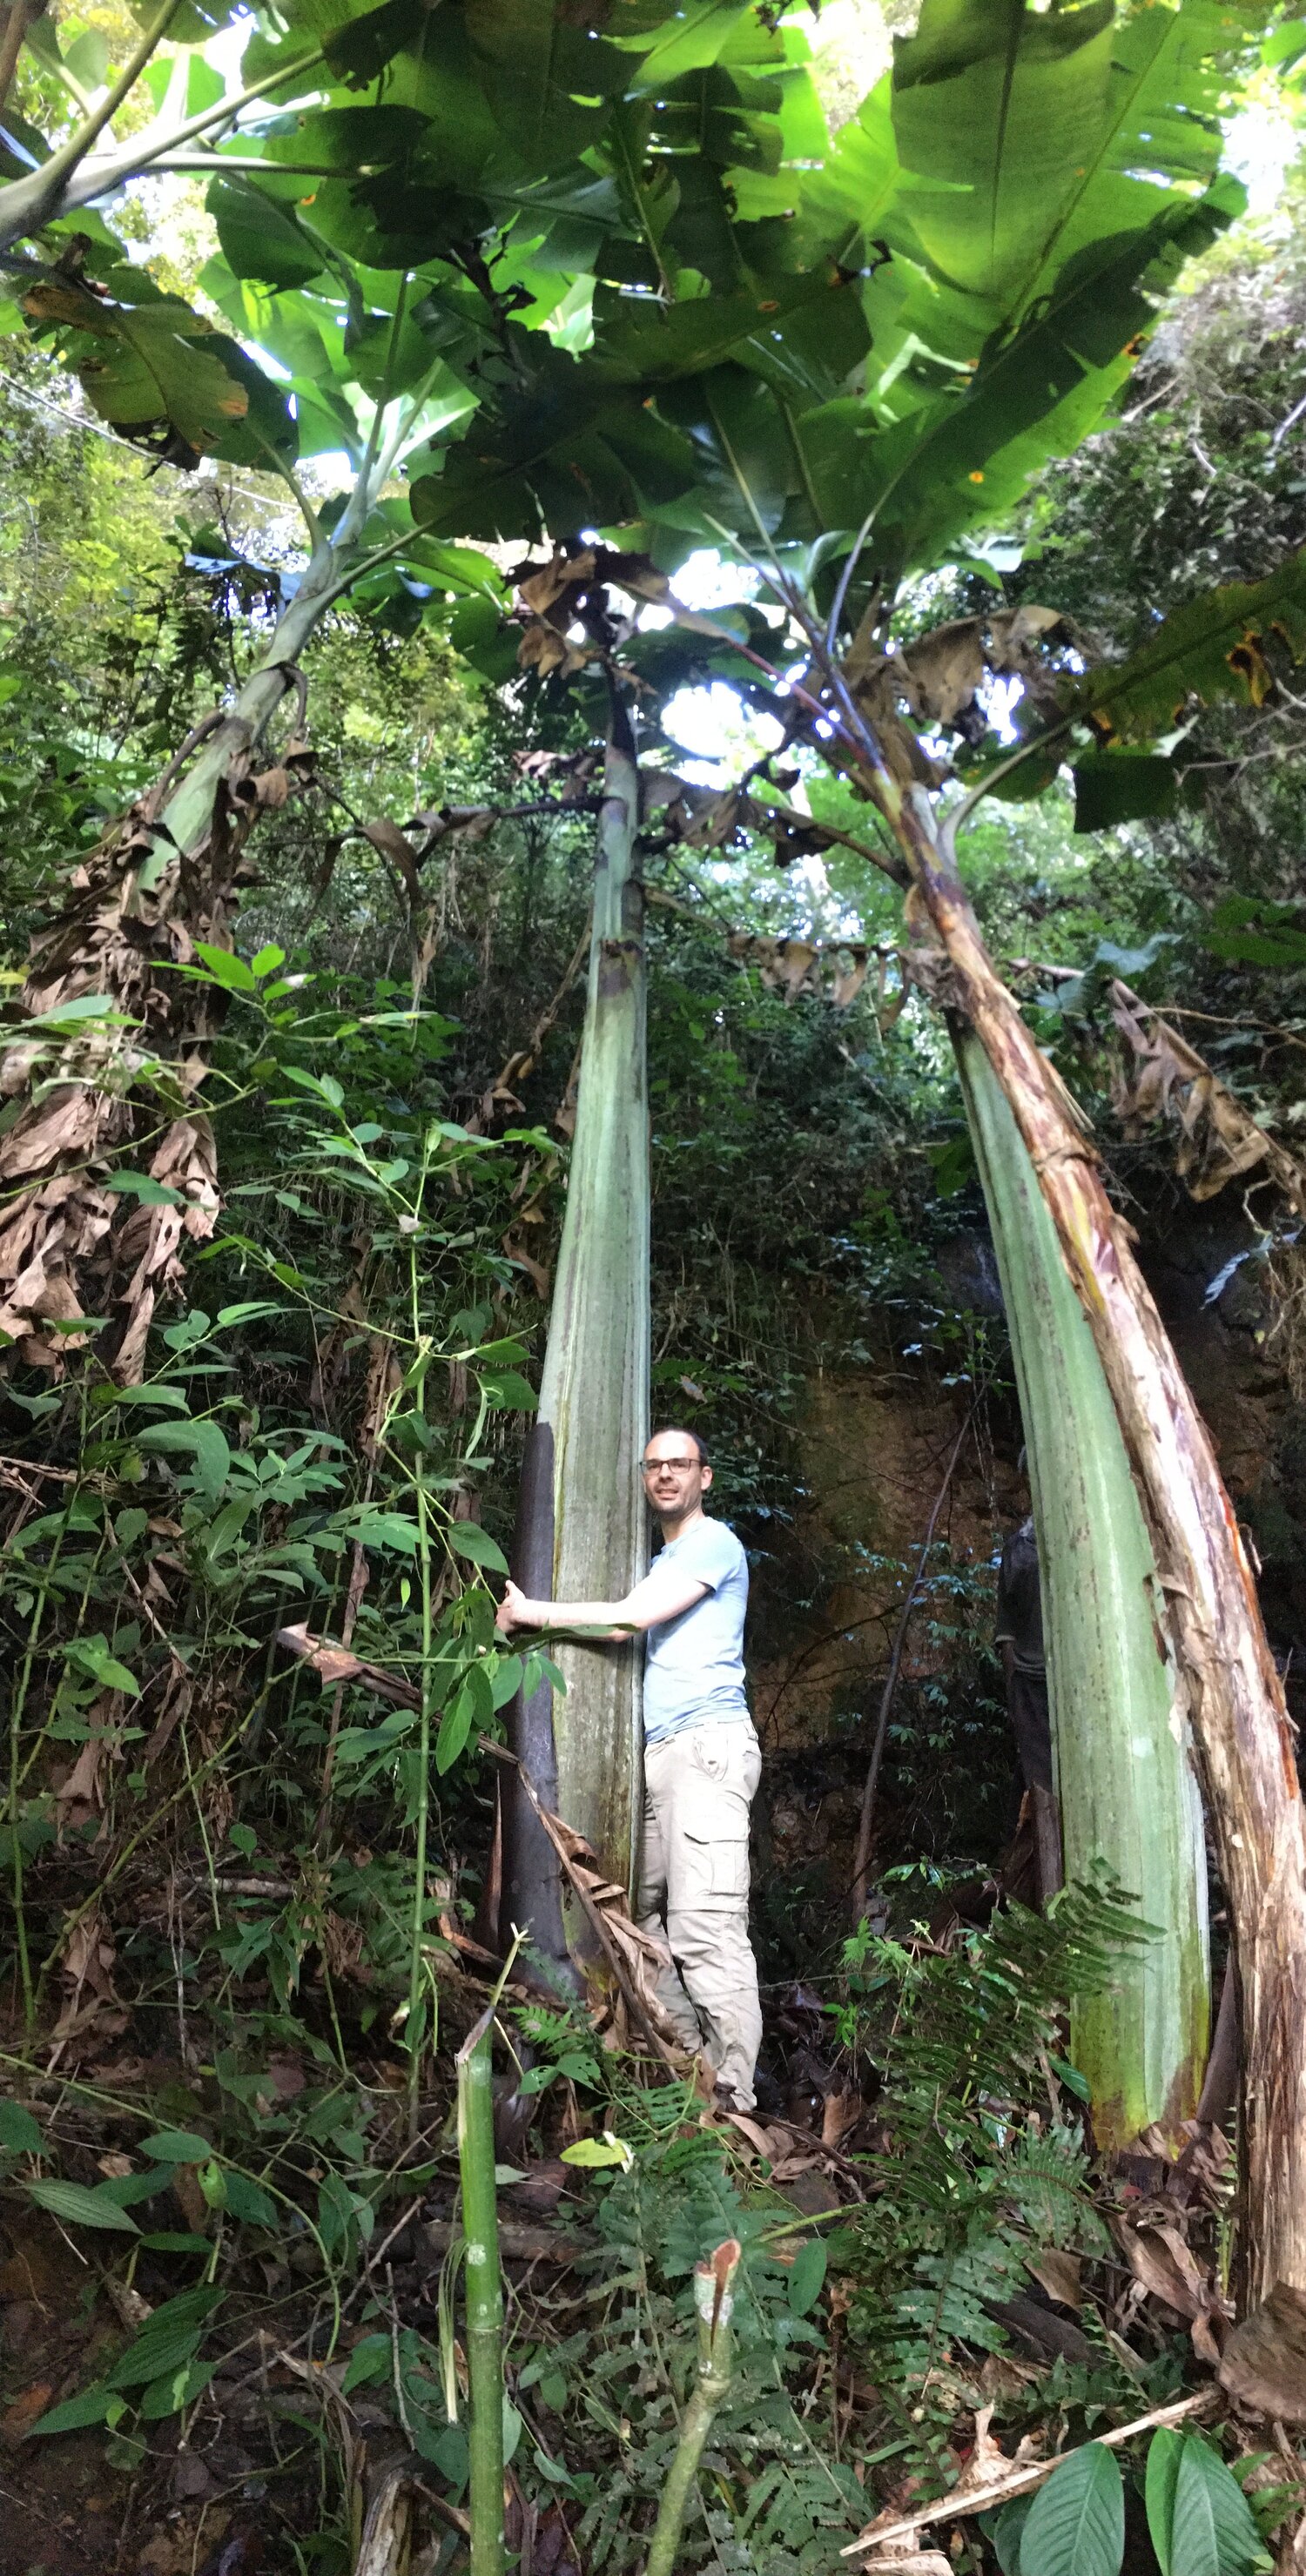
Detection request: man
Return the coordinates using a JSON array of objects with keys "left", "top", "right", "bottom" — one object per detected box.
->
[{"left": 496, "top": 1426, "right": 763, "bottom": 2108}]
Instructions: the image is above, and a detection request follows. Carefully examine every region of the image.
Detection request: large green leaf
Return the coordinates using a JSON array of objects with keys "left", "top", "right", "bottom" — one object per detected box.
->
[
  {"left": 1019, "top": 2445, "right": 1124, "bottom": 2576},
  {"left": 410, "top": 344, "right": 699, "bottom": 541},
  {"left": 891, "top": 0, "right": 1115, "bottom": 313},
  {"left": 19, "top": 273, "right": 259, "bottom": 463},
  {"left": 209, "top": 175, "right": 331, "bottom": 293},
  {"left": 464, "top": 0, "right": 627, "bottom": 165},
  {"left": 1067, "top": 546, "right": 1306, "bottom": 740},
  {"left": 1147, "top": 2428, "right": 1185, "bottom": 2576},
  {"left": 1169, "top": 2435, "right": 1269, "bottom": 2576},
  {"left": 611, "top": 0, "right": 759, "bottom": 94},
  {"left": 108, "top": 2287, "right": 225, "bottom": 2391},
  {"left": 26, "top": 2177, "right": 141, "bottom": 2233}
]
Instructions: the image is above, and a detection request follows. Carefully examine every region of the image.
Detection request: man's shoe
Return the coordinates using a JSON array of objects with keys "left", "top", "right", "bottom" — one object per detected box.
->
[{"left": 713, "top": 2082, "right": 752, "bottom": 2115}]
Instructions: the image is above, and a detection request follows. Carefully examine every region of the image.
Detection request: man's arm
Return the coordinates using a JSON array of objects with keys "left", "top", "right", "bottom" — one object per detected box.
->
[{"left": 496, "top": 1561, "right": 710, "bottom": 1640}]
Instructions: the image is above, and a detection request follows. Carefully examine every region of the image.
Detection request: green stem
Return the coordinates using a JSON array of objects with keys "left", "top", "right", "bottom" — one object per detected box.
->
[
  {"left": 360, "top": 270, "right": 411, "bottom": 492},
  {"left": 0, "top": 44, "right": 327, "bottom": 248},
  {"left": 646, "top": 2240, "right": 741, "bottom": 2576},
  {"left": 23, "top": 0, "right": 181, "bottom": 193},
  {"left": 406, "top": 1461, "right": 434, "bottom": 2143},
  {"left": 456, "top": 2006, "right": 505, "bottom": 2576}
]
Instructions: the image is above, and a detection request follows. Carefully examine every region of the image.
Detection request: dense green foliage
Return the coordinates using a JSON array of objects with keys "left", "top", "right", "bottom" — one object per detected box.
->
[{"left": 3, "top": 0, "right": 1306, "bottom": 2566}]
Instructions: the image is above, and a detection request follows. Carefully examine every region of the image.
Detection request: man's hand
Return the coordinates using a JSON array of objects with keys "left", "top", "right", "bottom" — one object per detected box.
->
[{"left": 496, "top": 1579, "right": 535, "bottom": 1636}]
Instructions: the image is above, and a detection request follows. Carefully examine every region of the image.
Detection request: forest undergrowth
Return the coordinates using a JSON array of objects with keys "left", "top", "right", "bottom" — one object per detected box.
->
[{"left": 4, "top": 61, "right": 1306, "bottom": 2561}]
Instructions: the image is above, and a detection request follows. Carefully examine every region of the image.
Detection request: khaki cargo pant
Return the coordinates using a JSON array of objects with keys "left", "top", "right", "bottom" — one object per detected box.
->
[{"left": 635, "top": 1721, "right": 763, "bottom": 2108}]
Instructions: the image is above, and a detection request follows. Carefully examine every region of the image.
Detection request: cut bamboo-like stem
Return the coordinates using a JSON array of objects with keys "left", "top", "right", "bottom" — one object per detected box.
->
[
  {"left": 956, "top": 1026, "right": 1208, "bottom": 2147},
  {"left": 456, "top": 2007, "right": 505, "bottom": 2576},
  {"left": 646, "top": 2239, "right": 741, "bottom": 2576}
]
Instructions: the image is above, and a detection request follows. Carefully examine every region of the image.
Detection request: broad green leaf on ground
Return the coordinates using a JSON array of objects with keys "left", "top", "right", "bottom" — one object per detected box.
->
[
  {"left": 107, "top": 2287, "right": 225, "bottom": 2391},
  {"left": 1019, "top": 2445, "right": 1124, "bottom": 2576},
  {"left": 26, "top": 2384, "right": 115, "bottom": 2438},
  {"left": 26, "top": 2177, "right": 141, "bottom": 2233},
  {"left": 141, "top": 2129, "right": 213, "bottom": 2162},
  {"left": 0, "top": 2101, "right": 43, "bottom": 2154},
  {"left": 1170, "top": 2435, "right": 1271, "bottom": 2576}
]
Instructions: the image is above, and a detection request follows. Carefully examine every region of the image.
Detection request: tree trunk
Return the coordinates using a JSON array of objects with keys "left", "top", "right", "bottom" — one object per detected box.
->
[
  {"left": 0, "top": 532, "right": 348, "bottom": 1380},
  {"left": 956, "top": 1023, "right": 1208, "bottom": 2149},
  {"left": 533, "top": 705, "right": 650, "bottom": 1907},
  {"left": 881, "top": 778, "right": 1306, "bottom": 2302}
]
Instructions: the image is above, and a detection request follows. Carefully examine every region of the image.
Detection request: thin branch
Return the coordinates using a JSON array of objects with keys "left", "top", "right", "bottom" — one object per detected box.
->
[{"left": 841, "top": 2390, "right": 1215, "bottom": 2557}]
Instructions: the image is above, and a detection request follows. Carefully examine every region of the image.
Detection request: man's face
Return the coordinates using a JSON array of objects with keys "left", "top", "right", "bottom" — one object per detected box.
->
[{"left": 642, "top": 1431, "right": 710, "bottom": 1522}]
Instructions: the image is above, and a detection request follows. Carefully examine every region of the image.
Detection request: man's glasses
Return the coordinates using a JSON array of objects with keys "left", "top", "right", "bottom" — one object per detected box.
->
[{"left": 641, "top": 1458, "right": 699, "bottom": 1476}]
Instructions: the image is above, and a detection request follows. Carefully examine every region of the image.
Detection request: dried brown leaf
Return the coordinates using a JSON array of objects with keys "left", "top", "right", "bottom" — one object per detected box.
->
[
  {"left": 1220, "top": 2283, "right": 1306, "bottom": 2422},
  {"left": 1025, "top": 2249, "right": 1082, "bottom": 2310},
  {"left": 1112, "top": 982, "right": 1306, "bottom": 1217},
  {"left": 831, "top": 952, "right": 871, "bottom": 1008}
]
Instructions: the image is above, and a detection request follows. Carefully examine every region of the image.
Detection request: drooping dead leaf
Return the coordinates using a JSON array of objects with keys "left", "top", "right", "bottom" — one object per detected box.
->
[
  {"left": 831, "top": 951, "right": 871, "bottom": 1008},
  {"left": 841, "top": 609, "right": 949, "bottom": 790},
  {"left": 897, "top": 620, "right": 986, "bottom": 730},
  {"left": 987, "top": 605, "right": 1074, "bottom": 715},
  {"left": 1112, "top": 982, "right": 1306, "bottom": 1217},
  {"left": 361, "top": 817, "right": 423, "bottom": 911},
  {"left": 821, "top": 2088, "right": 862, "bottom": 2149},
  {"left": 278, "top": 1621, "right": 419, "bottom": 1707},
  {"left": 517, "top": 618, "right": 591, "bottom": 681},
  {"left": 1114, "top": 2210, "right": 1230, "bottom": 2360},
  {"left": 49, "top": 1901, "right": 128, "bottom": 2061},
  {"left": 1219, "top": 2283, "right": 1306, "bottom": 2422}
]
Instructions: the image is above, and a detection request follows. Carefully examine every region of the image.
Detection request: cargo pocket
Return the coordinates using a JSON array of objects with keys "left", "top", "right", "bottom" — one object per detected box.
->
[{"left": 681, "top": 1826, "right": 749, "bottom": 1907}]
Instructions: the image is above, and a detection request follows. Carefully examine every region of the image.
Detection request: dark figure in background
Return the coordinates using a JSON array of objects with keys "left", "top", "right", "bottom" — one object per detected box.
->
[{"left": 995, "top": 1510, "right": 1063, "bottom": 1907}]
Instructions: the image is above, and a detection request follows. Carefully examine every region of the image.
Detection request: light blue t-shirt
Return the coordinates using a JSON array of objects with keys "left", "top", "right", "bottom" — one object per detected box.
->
[{"left": 643, "top": 1517, "right": 750, "bottom": 1745}]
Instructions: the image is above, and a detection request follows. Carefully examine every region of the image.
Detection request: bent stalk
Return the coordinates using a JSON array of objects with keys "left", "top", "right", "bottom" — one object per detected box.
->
[
  {"left": 956, "top": 1025, "right": 1208, "bottom": 2148},
  {"left": 868, "top": 758, "right": 1306, "bottom": 2300},
  {"left": 456, "top": 2007, "right": 505, "bottom": 2576},
  {"left": 646, "top": 2238, "right": 741, "bottom": 2576}
]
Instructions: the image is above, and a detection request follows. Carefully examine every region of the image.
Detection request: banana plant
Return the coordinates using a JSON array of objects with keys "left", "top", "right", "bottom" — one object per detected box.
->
[
  {"left": 401, "top": 0, "right": 1306, "bottom": 2285},
  {"left": 531, "top": 684, "right": 650, "bottom": 1900},
  {"left": 956, "top": 1028, "right": 1209, "bottom": 2149}
]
